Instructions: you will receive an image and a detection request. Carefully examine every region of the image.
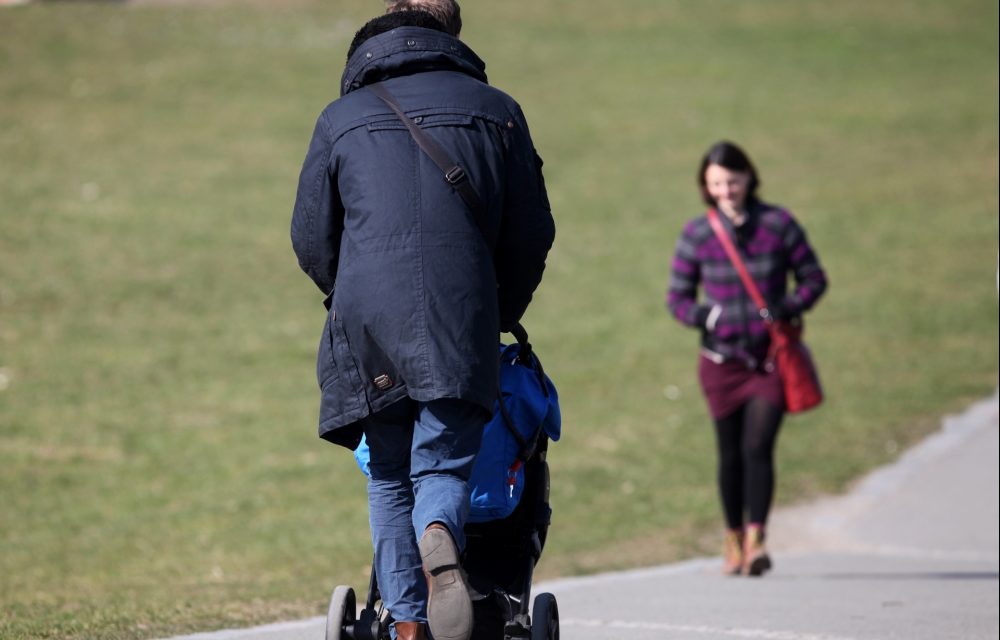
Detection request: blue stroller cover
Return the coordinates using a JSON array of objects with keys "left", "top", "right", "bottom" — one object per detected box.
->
[{"left": 354, "top": 341, "right": 560, "bottom": 523}]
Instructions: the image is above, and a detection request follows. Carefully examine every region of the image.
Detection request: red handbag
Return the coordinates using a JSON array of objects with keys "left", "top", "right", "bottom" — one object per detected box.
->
[{"left": 706, "top": 209, "right": 823, "bottom": 413}]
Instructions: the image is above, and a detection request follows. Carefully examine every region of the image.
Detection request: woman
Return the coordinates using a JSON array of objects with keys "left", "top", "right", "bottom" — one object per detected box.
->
[{"left": 667, "top": 141, "right": 827, "bottom": 576}]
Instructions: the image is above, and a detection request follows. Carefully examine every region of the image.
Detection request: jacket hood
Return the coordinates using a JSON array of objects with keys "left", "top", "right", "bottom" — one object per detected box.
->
[{"left": 340, "top": 26, "right": 487, "bottom": 96}]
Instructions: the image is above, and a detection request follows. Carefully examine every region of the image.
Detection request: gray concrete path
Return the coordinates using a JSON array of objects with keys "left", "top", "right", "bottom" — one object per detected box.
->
[{"left": 162, "top": 393, "right": 1000, "bottom": 640}]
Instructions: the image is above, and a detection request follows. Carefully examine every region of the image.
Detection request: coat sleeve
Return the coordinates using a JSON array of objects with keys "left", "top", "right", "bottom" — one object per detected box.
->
[
  {"left": 494, "top": 104, "right": 556, "bottom": 332},
  {"left": 779, "top": 212, "right": 828, "bottom": 315},
  {"left": 290, "top": 112, "right": 344, "bottom": 297},
  {"left": 667, "top": 220, "right": 712, "bottom": 328}
]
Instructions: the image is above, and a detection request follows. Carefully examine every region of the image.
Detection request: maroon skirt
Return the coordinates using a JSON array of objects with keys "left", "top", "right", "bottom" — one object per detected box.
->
[{"left": 698, "top": 353, "right": 785, "bottom": 420}]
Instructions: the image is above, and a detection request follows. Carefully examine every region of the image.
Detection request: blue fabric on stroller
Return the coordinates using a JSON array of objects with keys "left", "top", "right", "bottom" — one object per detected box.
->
[{"left": 353, "top": 341, "right": 561, "bottom": 522}]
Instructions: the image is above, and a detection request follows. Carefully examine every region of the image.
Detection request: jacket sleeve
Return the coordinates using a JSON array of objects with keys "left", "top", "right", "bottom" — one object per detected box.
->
[
  {"left": 494, "top": 105, "right": 556, "bottom": 332},
  {"left": 667, "top": 220, "right": 712, "bottom": 328},
  {"left": 290, "top": 112, "right": 344, "bottom": 297},
  {"left": 779, "top": 212, "right": 827, "bottom": 315}
]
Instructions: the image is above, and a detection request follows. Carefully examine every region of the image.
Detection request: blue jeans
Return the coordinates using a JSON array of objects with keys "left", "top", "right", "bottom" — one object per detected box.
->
[{"left": 363, "top": 398, "right": 486, "bottom": 625}]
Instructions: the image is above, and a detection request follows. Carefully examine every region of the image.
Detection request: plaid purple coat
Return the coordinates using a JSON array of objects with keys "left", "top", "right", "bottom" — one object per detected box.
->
[{"left": 667, "top": 203, "right": 827, "bottom": 367}]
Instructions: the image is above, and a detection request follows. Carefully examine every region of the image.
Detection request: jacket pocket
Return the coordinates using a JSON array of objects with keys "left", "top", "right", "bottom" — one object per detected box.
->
[
  {"left": 352, "top": 327, "right": 405, "bottom": 411},
  {"left": 316, "top": 312, "right": 366, "bottom": 426},
  {"left": 367, "top": 113, "right": 475, "bottom": 132}
]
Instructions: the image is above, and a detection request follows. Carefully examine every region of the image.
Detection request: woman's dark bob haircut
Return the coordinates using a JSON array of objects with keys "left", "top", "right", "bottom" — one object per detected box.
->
[{"left": 697, "top": 140, "right": 761, "bottom": 207}]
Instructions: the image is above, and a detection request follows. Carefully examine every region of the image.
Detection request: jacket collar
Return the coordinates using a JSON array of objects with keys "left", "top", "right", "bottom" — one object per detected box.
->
[
  {"left": 712, "top": 200, "right": 765, "bottom": 245},
  {"left": 340, "top": 27, "right": 487, "bottom": 97}
]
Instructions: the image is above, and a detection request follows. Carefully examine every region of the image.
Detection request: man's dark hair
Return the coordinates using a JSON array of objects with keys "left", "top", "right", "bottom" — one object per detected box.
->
[
  {"left": 697, "top": 140, "right": 762, "bottom": 207},
  {"left": 385, "top": 0, "right": 462, "bottom": 37},
  {"left": 347, "top": 11, "right": 449, "bottom": 61}
]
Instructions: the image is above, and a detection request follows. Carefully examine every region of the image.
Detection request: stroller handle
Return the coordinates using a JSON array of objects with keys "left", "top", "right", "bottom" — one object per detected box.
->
[{"left": 508, "top": 322, "right": 533, "bottom": 364}]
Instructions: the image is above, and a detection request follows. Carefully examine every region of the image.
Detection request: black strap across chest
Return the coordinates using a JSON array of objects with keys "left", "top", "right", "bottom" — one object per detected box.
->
[{"left": 368, "top": 82, "right": 485, "bottom": 234}]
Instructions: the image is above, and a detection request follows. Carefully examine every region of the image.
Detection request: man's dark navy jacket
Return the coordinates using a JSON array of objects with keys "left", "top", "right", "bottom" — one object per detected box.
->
[{"left": 291, "top": 26, "right": 555, "bottom": 449}]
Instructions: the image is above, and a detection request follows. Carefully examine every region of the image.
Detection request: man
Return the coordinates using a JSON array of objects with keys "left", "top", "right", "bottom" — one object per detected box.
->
[{"left": 290, "top": 5, "right": 555, "bottom": 640}]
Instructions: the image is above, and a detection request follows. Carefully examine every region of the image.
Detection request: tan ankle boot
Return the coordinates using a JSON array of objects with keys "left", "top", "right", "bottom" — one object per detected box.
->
[
  {"left": 394, "top": 621, "right": 426, "bottom": 640},
  {"left": 742, "top": 524, "right": 772, "bottom": 576},
  {"left": 722, "top": 528, "right": 744, "bottom": 575}
]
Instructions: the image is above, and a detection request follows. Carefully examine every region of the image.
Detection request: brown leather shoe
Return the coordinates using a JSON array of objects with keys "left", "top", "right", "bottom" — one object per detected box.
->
[
  {"left": 419, "top": 523, "right": 473, "bottom": 640},
  {"left": 393, "top": 621, "right": 426, "bottom": 640}
]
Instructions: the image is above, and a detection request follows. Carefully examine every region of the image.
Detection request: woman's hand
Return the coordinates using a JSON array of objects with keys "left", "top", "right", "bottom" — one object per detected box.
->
[{"left": 768, "top": 300, "right": 799, "bottom": 322}]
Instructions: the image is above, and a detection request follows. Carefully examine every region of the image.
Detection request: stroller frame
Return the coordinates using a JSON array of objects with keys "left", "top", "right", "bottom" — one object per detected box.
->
[{"left": 327, "top": 325, "right": 559, "bottom": 640}]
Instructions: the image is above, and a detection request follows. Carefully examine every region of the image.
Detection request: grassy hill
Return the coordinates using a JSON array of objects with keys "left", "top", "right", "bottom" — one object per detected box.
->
[{"left": 1, "top": 0, "right": 997, "bottom": 637}]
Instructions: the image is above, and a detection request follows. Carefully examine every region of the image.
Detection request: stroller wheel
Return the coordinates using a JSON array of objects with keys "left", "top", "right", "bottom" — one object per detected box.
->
[
  {"left": 325, "top": 585, "right": 356, "bottom": 640},
  {"left": 530, "top": 592, "right": 559, "bottom": 640}
]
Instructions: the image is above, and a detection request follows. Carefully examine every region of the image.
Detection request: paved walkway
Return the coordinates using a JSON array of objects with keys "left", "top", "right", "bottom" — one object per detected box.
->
[{"left": 163, "top": 393, "right": 1000, "bottom": 640}]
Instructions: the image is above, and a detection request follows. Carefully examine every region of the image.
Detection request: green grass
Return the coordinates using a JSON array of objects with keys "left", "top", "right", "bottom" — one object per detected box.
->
[{"left": 1, "top": 0, "right": 997, "bottom": 638}]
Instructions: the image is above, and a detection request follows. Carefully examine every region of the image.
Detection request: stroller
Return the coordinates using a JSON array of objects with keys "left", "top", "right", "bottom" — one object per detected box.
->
[{"left": 325, "top": 325, "right": 561, "bottom": 640}]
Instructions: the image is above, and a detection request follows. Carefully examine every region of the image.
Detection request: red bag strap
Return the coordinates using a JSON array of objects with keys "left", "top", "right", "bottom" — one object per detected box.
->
[{"left": 706, "top": 208, "right": 773, "bottom": 322}]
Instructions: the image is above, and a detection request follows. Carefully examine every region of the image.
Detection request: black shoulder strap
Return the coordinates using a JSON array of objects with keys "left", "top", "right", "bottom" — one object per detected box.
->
[{"left": 368, "top": 82, "right": 485, "bottom": 232}]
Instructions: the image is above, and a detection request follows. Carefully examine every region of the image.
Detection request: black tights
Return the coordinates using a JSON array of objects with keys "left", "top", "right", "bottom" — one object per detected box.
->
[{"left": 713, "top": 396, "right": 784, "bottom": 530}]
